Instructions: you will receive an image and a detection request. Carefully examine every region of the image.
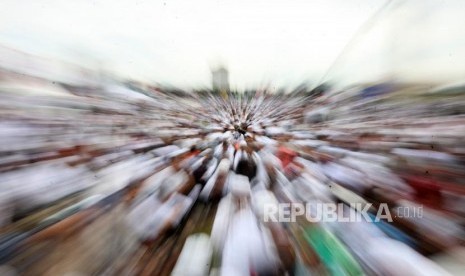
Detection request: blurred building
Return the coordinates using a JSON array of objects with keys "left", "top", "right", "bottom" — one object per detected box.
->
[{"left": 211, "top": 66, "right": 229, "bottom": 92}]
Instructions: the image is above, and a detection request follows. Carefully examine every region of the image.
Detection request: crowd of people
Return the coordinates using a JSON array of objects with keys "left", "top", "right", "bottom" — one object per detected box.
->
[{"left": 0, "top": 76, "right": 464, "bottom": 275}]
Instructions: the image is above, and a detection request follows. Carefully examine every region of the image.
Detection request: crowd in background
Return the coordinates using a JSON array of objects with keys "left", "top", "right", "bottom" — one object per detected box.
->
[{"left": 0, "top": 63, "right": 464, "bottom": 275}]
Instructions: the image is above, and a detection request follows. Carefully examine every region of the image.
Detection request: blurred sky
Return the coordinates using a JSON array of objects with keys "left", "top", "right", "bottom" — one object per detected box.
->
[
  {"left": 0, "top": 0, "right": 464, "bottom": 90},
  {"left": 0, "top": 0, "right": 387, "bottom": 90}
]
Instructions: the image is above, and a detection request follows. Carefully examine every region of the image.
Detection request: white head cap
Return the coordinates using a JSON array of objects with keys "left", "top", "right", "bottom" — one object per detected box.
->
[{"left": 229, "top": 173, "right": 251, "bottom": 197}]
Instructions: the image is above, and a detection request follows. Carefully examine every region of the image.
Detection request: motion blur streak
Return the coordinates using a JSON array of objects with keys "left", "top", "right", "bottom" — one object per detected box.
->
[
  {"left": 0, "top": 1, "right": 465, "bottom": 276},
  {"left": 0, "top": 71, "right": 464, "bottom": 275}
]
